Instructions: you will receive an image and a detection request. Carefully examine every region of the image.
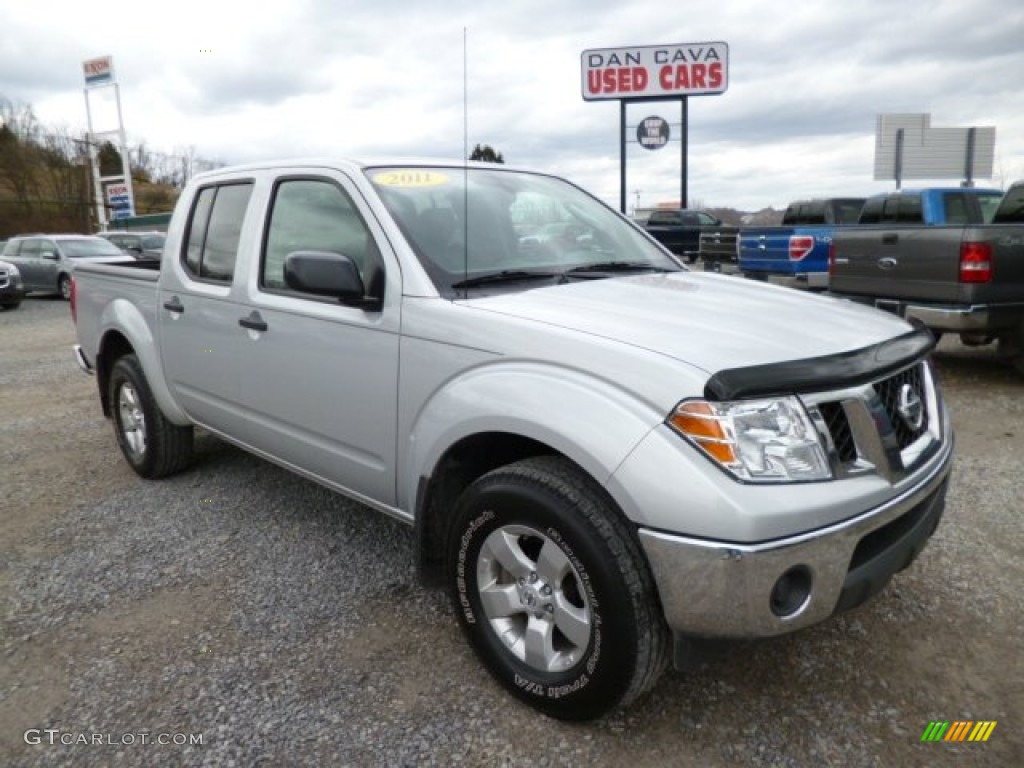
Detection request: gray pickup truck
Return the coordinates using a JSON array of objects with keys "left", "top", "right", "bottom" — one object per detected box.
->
[
  {"left": 829, "top": 182, "right": 1024, "bottom": 374},
  {"left": 71, "top": 158, "right": 953, "bottom": 720}
]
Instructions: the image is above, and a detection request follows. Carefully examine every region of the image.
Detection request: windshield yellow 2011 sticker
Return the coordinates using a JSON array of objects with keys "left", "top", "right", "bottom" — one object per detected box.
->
[{"left": 371, "top": 170, "right": 450, "bottom": 188}]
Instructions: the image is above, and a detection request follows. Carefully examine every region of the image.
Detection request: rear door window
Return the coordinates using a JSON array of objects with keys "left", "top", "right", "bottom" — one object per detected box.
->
[
  {"left": 183, "top": 182, "right": 254, "bottom": 283},
  {"left": 859, "top": 198, "right": 883, "bottom": 224},
  {"left": 896, "top": 195, "right": 922, "bottom": 223}
]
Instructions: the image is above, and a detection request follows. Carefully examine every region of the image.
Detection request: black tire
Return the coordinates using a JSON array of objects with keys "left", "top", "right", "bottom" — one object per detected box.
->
[
  {"left": 109, "top": 354, "right": 194, "bottom": 478},
  {"left": 447, "top": 455, "right": 669, "bottom": 720},
  {"left": 58, "top": 274, "right": 71, "bottom": 301},
  {"left": 997, "top": 328, "right": 1024, "bottom": 376},
  {"left": 0, "top": 302, "right": 21, "bottom": 310}
]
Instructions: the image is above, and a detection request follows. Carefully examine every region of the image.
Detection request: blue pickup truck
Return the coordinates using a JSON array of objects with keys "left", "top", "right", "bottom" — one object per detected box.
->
[
  {"left": 737, "top": 198, "right": 865, "bottom": 290},
  {"left": 738, "top": 188, "right": 1003, "bottom": 290}
]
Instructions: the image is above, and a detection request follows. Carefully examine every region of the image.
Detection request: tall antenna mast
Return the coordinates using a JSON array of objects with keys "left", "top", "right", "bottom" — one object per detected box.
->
[{"left": 462, "top": 27, "right": 469, "bottom": 298}]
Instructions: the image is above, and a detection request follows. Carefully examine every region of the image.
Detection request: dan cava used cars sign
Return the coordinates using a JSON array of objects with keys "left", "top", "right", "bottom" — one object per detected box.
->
[{"left": 581, "top": 42, "right": 729, "bottom": 100}]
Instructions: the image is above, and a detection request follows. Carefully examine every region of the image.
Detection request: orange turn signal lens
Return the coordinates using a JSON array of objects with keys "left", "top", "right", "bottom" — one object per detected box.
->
[{"left": 669, "top": 402, "right": 738, "bottom": 465}]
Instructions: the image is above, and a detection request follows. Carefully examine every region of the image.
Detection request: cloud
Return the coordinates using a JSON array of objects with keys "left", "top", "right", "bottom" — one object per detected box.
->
[{"left": 1, "top": 0, "right": 1021, "bottom": 211}]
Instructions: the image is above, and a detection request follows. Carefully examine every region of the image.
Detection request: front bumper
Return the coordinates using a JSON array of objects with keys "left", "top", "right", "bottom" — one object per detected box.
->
[
  {"left": 0, "top": 280, "right": 25, "bottom": 305},
  {"left": 638, "top": 434, "right": 952, "bottom": 640}
]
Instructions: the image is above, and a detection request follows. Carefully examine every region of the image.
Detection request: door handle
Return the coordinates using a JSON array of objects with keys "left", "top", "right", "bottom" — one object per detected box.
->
[
  {"left": 881, "top": 233, "right": 899, "bottom": 245},
  {"left": 877, "top": 256, "right": 898, "bottom": 270},
  {"left": 163, "top": 297, "right": 184, "bottom": 313},
  {"left": 238, "top": 311, "right": 268, "bottom": 332}
]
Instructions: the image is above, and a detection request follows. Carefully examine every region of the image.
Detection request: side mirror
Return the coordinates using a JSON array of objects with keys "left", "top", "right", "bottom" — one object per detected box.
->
[{"left": 283, "top": 251, "right": 382, "bottom": 311}]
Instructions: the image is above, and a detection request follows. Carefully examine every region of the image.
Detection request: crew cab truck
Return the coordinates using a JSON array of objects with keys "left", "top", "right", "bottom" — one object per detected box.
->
[
  {"left": 72, "top": 158, "right": 954, "bottom": 720},
  {"left": 829, "top": 182, "right": 1024, "bottom": 374},
  {"left": 737, "top": 198, "right": 866, "bottom": 290},
  {"left": 642, "top": 208, "right": 726, "bottom": 263}
]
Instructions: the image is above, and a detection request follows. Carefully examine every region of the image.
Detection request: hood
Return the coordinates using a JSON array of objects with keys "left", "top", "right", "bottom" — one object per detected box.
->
[{"left": 461, "top": 272, "right": 914, "bottom": 376}]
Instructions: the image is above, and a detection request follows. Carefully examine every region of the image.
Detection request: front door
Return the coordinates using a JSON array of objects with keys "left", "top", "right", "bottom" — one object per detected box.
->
[{"left": 232, "top": 173, "right": 401, "bottom": 505}]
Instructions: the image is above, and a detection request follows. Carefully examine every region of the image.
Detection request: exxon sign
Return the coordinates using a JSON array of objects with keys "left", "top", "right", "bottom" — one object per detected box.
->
[
  {"left": 83, "top": 56, "right": 115, "bottom": 87},
  {"left": 581, "top": 42, "right": 728, "bottom": 101}
]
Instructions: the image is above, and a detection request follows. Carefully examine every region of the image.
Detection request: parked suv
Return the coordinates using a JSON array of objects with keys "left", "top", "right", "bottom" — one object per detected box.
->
[
  {"left": 98, "top": 230, "right": 166, "bottom": 260},
  {"left": 1, "top": 235, "right": 125, "bottom": 299}
]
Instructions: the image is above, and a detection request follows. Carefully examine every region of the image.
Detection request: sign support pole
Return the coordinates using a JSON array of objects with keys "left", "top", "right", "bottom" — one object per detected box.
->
[
  {"left": 619, "top": 101, "right": 628, "bottom": 213},
  {"left": 680, "top": 96, "right": 688, "bottom": 209},
  {"left": 82, "top": 89, "right": 107, "bottom": 231},
  {"left": 113, "top": 83, "right": 135, "bottom": 220}
]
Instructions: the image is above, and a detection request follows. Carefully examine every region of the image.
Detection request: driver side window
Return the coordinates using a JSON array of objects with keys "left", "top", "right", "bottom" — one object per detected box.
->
[{"left": 261, "top": 178, "right": 381, "bottom": 293}]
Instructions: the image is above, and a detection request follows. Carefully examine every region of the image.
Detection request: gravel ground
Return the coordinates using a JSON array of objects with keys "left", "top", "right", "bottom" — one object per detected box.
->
[{"left": 1, "top": 297, "right": 1022, "bottom": 767}]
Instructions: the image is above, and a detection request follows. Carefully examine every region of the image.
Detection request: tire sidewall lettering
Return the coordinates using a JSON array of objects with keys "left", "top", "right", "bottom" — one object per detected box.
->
[{"left": 455, "top": 508, "right": 495, "bottom": 625}]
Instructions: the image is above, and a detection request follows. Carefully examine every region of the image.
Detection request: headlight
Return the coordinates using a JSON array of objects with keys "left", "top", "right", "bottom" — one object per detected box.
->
[
  {"left": 5, "top": 264, "right": 19, "bottom": 277},
  {"left": 668, "top": 397, "right": 831, "bottom": 483}
]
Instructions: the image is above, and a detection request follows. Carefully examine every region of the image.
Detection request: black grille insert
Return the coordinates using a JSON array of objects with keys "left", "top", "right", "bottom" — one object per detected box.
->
[
  {"left": 818, "top": 402, "right": 857, "bottom": 464},
  {"left": 874, "top": 364, "right": 929, "bottom": 449}
]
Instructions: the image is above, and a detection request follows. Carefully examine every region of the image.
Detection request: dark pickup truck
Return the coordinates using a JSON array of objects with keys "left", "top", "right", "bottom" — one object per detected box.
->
[
  {"left": 698, "top": 226, "right": 740, "bottom": 274},
  {"left": 829, "top": 182, "right": 1024, "bottom": 374},
  {"left": 643, "top": 209, "right": 727, "bottom": 263}
]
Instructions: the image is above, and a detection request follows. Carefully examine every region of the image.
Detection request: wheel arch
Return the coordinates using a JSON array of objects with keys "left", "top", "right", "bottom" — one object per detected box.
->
[
  {"left": 405, "top": 364, "right": 662, "bottom": 586},
  {"left": 94, "top": 299, "right": 190, "bottom": 425}
]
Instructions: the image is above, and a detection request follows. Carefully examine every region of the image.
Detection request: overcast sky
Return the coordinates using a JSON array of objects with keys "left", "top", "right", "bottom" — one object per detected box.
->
[{"left": 2, "top": 0, "right": 1022, "bottom": 211}]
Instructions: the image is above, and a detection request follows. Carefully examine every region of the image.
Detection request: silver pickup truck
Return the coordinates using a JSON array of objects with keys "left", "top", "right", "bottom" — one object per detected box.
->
[{"left": 71, "top": 158, "right": 954, "bottom": 720}]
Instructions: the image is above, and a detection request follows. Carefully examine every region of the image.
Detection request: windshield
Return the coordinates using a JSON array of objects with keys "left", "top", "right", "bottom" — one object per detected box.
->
[
  {"left": 62, "top": 238, "right": 125, "bottom": 258},
  {"left": 366, "top": 166, "right": 682, "bottom": 294}
]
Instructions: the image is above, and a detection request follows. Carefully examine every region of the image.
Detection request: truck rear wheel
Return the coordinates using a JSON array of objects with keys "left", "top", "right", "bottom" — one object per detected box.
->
[
  {"left": 997, "top": 327, "right": 1024, "bottom": 376},
  {"left": 447, "top": 455, "right": 669, "bottom": 720},
  {"left": 109, "top": 354, "right": 193, "bottom": 478}
]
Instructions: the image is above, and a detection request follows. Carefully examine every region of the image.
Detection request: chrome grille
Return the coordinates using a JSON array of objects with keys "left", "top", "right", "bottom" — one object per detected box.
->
[
  {"left": 804, "top": 361, "right": 940, "bottom": 482},
  {"left": 873, "top": 365, "right": 929, "bottom": 449}
]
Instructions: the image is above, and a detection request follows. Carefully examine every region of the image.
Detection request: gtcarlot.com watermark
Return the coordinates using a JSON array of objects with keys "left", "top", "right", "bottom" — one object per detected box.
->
[{"left": 24, "top": 729, "right": 203, "bottom": 747}]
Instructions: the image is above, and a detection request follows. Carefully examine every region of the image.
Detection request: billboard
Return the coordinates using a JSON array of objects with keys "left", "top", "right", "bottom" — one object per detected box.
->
[
  {"left": 874, "top": 114, "right": 995, "bottom": 181},
  {"left": 581, "top": 42, "right": 729, "bottom": 101},
  {"left": 83, "top": 56, "right": 115, "bottom": 87}
]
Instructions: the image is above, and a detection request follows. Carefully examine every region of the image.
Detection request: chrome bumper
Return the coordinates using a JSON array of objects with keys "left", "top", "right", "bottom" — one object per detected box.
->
[
  {"left": 903, "top": 303, "right": 1024, "bottom": 332},
  {"left": 639, "top": 435, "right": 953, "bottom": 640},
  {"left": 73, "top": 344, "right": 95, "bottom": 375}
]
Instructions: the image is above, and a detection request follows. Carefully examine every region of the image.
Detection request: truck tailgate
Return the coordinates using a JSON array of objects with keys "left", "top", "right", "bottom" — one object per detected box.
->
[{"left": 829, "top": 226, "right": 969, "bottom": 303}]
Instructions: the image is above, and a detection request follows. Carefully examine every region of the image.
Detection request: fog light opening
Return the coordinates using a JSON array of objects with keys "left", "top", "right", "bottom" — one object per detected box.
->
[{"left": 770, "top": 565, "right": 812, "bottom": 618}]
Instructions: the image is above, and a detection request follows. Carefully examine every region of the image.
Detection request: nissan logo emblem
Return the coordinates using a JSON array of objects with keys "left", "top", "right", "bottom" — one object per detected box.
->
[{"left": 897, "top": 384, "right": 924, "bottom": 431}]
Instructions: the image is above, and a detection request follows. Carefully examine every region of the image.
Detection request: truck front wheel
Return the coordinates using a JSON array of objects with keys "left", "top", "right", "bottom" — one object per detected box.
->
[
  {"left": 446, "top": 456, "right": 669, "bottom": 720},
  {"left": 109, "top": 354, "right": 194, "bottom": 478}
]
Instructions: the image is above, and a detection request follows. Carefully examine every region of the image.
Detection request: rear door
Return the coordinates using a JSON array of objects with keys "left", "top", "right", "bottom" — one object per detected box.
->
[
  {"left": 158, "top": 180, "right": 254, "bottom": 430},
  {"left": 20, "top": 239, "right": 53, "bottom": 291}
]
